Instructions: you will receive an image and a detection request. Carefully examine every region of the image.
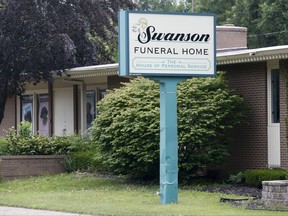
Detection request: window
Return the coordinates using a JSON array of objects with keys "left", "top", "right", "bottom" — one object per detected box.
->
[
  {"left": 21, "top": 95, "right": 33, "bottom": 128},
  {"left": 38, "top": 94, "right": 49, "bottom": 136},
  {"left": 99, "top": 89, "right": 107, "bottom": 100},
  {"left": 85, "top": 88, "right": 107, "bottom": 129},
  {"left": 271, "top": 69, "right": 280, "bottom": 123},
  {"left": 86, "top": 90, "right": 96, "bottom": 129},
  {"left": 21, "top": 93, "right": 50, "bottom": 135}
]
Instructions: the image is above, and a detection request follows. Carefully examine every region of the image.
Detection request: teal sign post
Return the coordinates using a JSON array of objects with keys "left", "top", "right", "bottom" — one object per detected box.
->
[
  {"left": 118, "top": 10, "right": 216, "bottom": 204},
  {"left": 152, "top": 77, "right": 186, "bottom": 203}
]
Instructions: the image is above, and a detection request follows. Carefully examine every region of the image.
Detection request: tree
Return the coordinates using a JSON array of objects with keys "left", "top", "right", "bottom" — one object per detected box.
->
[
  {"left": 229, "top": 0, "right": 288, "bottom": 48},
  {"left": 91, "top": 74, "right": 245, "bottom": 180},
  {"left": 0, "top": 0, "right": 135, "bottom": 124},
  {"left": 229, "top": 0, "right": 264, "bottom": 48},
  {"left": 134, "top": 0, "right": 190, "bottom": 12},
  {"left": 195, "top": 0, "right": 235, "bottom": 24},
  {"left": 255, "top": 0, "right": 288, "bottom": 47}
]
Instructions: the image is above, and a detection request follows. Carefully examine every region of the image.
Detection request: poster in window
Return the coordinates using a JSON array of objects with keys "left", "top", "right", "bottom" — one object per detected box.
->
[
  {"left": 22, "top": 95, "right": 33, "bottom": 123},
  {"left": 86, "top": 91, "right": 95, "bottom": 129},
  {"left": 38, "top": 94, "right": 49, "bottom": 136}
]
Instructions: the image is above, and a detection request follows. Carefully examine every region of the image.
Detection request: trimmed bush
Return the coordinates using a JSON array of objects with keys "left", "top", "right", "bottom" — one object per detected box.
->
[
  {"left": 91, "top": 74, "right": 245, "bottom": 180},
  {"left": 2, "top": 123, "right": 81, "bottom": 156},
  {"left": 243, "top": 169, "right": 288, "bottom": 188},
  {"left": 1, "top": 123, "right": 104, "bottom": 172},
  {"left": 91, "top": 77, "right": 160, "bottom": 180}
]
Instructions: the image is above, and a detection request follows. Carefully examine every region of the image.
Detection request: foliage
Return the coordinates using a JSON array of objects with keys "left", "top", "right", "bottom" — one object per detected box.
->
[
  {"left": 1, "top": 122, "right": 103, "bottom": 171},
  {"left": 193, "top": 0, "right": 288, "bottom": 48},
  {"left": 64, "top": 150, "right": 103, "bottom": 172},
  {"left": 177, "top": 73, "right": 245, "bottom": 180},
  {"left": 194, "top": 0, "right": 235, "bottom": 24},
  {"left": 134, "top": 0, "right": 188, "bottom": 12},
  {"left": 230, "top": 0, "right": 288, "bottom": 48},
  {"left": 0, "top": 136, "right": 7, "bottom": 155},
  {"left": 0, "top": 0, "right": 135, "bottom": 124},
  {"left": 64, "top": 138, "right": 104, "bottom": 172},
  {"left": 243, "top": 169, "right": 288, "bottom": 188},
  {"left": 91, "top": 77, "right": 160, "bottom": 180},
  {"left": 135, "top": 0, "right": 179, "bottom": 12},
  {"left": 2, "top": 124, "right": 80, "bottom": 155},
  {"left": 227, "top": 172, "right": 244, "bottom": 185},
  {"left": 18, "top": 121, "right": 32, "bottom": 138},
  {"left": 91, "top": 74, "right": 245, "bottom": 180}
]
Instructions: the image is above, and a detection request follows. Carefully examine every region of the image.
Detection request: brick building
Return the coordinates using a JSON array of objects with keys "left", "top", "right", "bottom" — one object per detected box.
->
[
  {"left": 218, "top": 24, "right": 288, "bottom": 171},
  {"left": 218, "top": 47, "right": 288, "bottom": 171},
  {"left": 1, "top": 25, "right": 288, "bottom": 172}
]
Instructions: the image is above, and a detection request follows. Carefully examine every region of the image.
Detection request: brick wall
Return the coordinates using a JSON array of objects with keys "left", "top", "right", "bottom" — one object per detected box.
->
[
  {"left": 0, "top": 155, "right": 66, "bottom": 179},
  {"left": 0, "top": 96, "right": 16, "bottom": 137},
  {"left": 280, "top": 60, "right": 288, "bottom": 169},
  {"left": 218, "top": 62, "right": 268, "bottom": 172},
  {"left": 216, "top": 25, "right": 247, "bottom": 50},
  {"left": 107, "top": 75, "right": 130, "bottom": 90}
]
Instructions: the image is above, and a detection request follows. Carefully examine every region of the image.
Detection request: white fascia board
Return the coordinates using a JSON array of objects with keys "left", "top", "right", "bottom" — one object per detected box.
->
[
  {"left": 217, "top": 45, "right": 288, "bottom": 65},
  {"left": 67, "top": 63, "right": 119, "bottom": 73},
  {"left": 63, "top": 63, "right": 119, "bottom": 78}
]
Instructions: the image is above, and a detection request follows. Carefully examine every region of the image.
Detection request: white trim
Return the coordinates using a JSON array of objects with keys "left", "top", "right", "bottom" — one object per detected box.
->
[
  {"left": 18, "top": 90, "right": 49, "bottom": 134},
  {"left": 66, "top": 63, "right": 118, "bottom": 78},
  {"left": 217, "top": 45, "right": 288, "bottom": 65}
]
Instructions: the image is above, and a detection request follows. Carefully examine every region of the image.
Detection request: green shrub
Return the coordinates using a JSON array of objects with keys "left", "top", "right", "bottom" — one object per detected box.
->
[
  {"left": 243, "top": 169, "right": 288, "bottom": 188},
  {"left": 3, "top": 124, "right": 80, "bottom": 155},
  {"left": 177, "top": 73, "right": 245, "bottom": 180},
  {"left": 18, "top": 121, "right": 32, "bottom": 137},
  {"left": 63, "top": 136, "right": 104, "bottom": 172},
  {"left": 2, "top": 124, "right": 103, "bottom": 172},
  {"left": 227, "top": 172, "right": 244, "bottom": 184},
  {"left": 91, "top": 74, "right": 245, "bottom": 180},
  {"left": 0, "top": 137, "right": 7, "bottom": 155},
  {"left": 64, "top": 149, "right": 104, "bottom": 172}
]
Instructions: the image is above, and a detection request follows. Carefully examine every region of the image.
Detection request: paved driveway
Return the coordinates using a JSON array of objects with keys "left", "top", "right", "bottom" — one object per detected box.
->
[{"left": 0, "top": 206, "right": 94, "bottom": 216}]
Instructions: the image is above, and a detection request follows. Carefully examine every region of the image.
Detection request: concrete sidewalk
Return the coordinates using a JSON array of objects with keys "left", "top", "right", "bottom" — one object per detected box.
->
[{"left": 0, "top": 206, "right": 94, "bottom": 216}]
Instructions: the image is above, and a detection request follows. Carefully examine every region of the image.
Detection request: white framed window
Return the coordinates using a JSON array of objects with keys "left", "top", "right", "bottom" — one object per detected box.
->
[
  {"left": 20, "top": 92, "right": 49, "bottom": 135},
  {"left": 85, "top": 87, "right": 107, "bottom": 129},
  {"left": 38, "top": 94, "right": 49, "bottom": 136},
  {"left": 86, "top": 90, "right": 96, "bottom": 129},
  {"left": 271, "top": 69, "right": 280, "bottom": 123},
  {"left": 21, "top": 94, "right": 33, "bottom": 127}
]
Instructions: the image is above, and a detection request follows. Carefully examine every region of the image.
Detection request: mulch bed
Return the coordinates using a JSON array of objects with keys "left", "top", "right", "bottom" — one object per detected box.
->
[
  {"left": 199, "top": 185, "right": 288, "bottom": 211},
  {"left": 199, "top": 184, "right": 261, "bottom": 198}
]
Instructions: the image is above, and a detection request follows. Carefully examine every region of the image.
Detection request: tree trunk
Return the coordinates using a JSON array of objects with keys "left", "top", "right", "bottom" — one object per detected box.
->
[{"left": 0, "top": 85, "right": 8, "bottom": 124}]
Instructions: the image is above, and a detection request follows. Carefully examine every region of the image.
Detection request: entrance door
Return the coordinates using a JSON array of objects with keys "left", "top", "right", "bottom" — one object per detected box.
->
[{"left": 267, "top": 61, "right": 280, "bottom": 168}]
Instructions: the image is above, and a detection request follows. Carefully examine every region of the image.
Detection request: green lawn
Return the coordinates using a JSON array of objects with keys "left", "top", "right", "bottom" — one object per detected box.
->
[{"left": 0, "top": 173, "right": 286, "bottom": 216}]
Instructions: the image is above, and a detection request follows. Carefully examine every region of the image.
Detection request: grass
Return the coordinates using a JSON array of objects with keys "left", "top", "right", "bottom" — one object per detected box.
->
[{"left": 0, "top": 173, "right": 287, "bottom": 216}]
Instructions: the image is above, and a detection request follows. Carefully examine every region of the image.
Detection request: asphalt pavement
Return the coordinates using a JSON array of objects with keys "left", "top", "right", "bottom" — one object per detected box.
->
[{"left": 0, "top": 206, "right": 94, "bottom": 216}]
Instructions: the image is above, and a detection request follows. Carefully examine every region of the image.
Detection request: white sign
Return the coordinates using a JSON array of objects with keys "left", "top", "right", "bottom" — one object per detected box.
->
[{"left": 119, "top": 11, "right": 216, "bottom": 77}]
